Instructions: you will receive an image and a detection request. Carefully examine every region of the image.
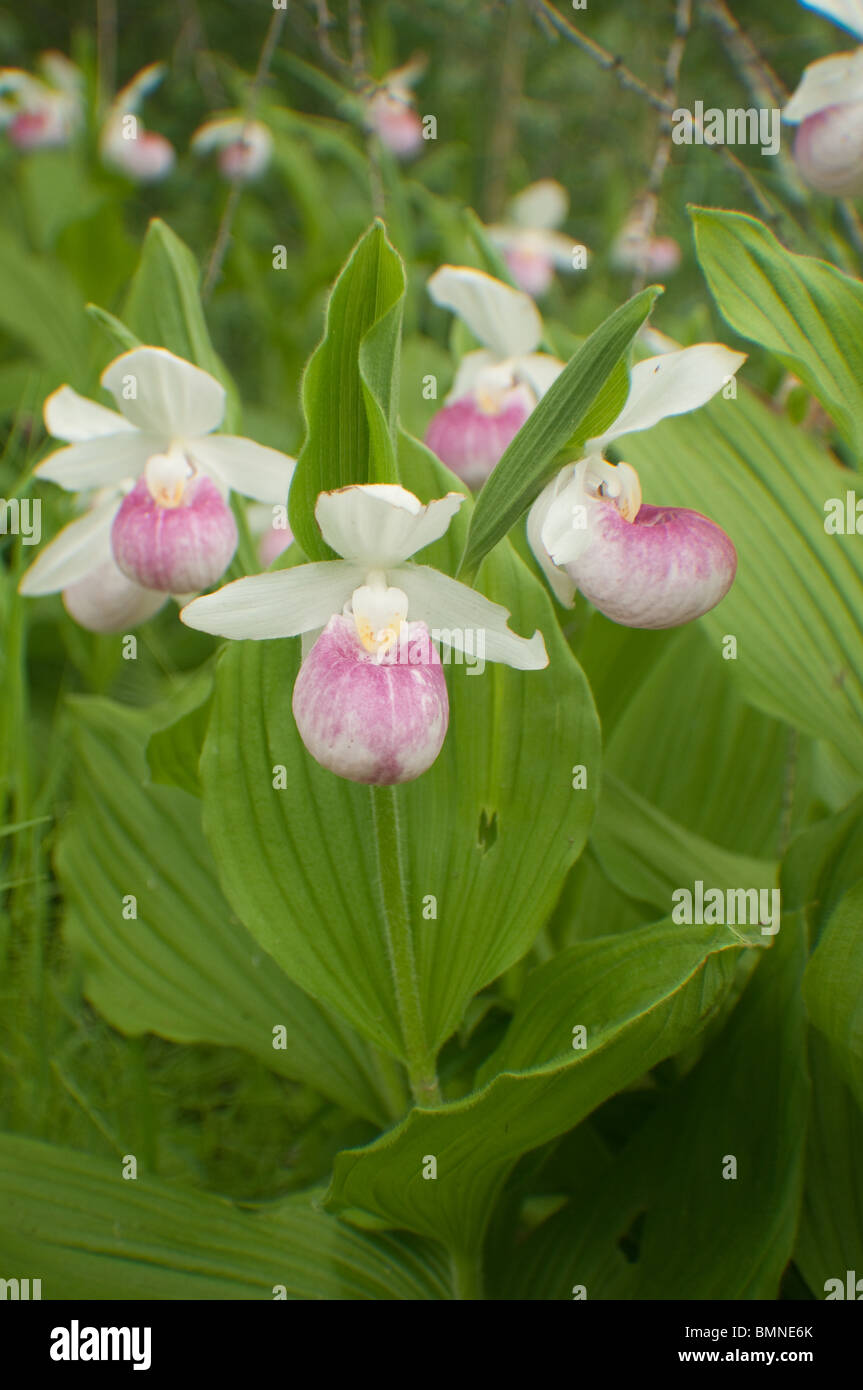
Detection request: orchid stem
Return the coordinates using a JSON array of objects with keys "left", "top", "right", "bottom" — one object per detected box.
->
[{"left": 370, "top": 784, "right": 441, "bottom": 1108}]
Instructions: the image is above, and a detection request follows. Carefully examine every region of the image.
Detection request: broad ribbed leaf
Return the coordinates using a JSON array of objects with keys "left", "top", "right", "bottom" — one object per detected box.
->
[
  {"left": 0, "top": 1135, "right": 449, "bottom": 1300},
  {"left": 458, "top": 286, "right": 660, "bottom": 577},
  {"left": 692, "top": 206, "right": 863, "bottom": 457},
  {"left": 326, "top": 919, "right": 764, "bottom": 1255},
  {"left": 58, "top": 697, "right": 392, "bottom": 1125},
  {"left": 803, "top": 879, "right": 863, "bottom": 1109},
  {"left": 289, "top": 221, "right": 406, "bottom": 559},
  {"left": 496, "top": 912, "right": 807, "bottom": 1299},
  {"left": 201, "top": 444, "right": 599, "bottom": 1060},
  {"left": 622, "top": 383, "right": 863, "bottom": 772}
]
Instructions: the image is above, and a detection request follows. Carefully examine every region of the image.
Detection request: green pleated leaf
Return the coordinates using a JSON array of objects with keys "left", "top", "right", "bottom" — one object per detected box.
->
[
  {"left": 781, "top": 793, "right": 863, "bottom": 945},
  {"left": 458, "top": 285, "right": 661, "bottom": 578},
  {"left": 591, "top": 774, "right": 776, "bottom": 915},
  {"left": 795, "top": 1034, "right": 863, "bottom": 1300},
  {"left": 288, "top": 221, "right": 406, "bottom": 560},
  {"left": 621, "top": 383, "right": 863, "bottom": 773},
  {"left": 803, "top": 879, "right": 863, "bottom": 1110},
  {"left": 0, "top": 1135, "right": 449, "bottom": 1300},
  {"left": 495, "top": 912, "right": 807, "bottom": 1300},
  {"left": 58, "top": 697, "right": 393, "bottom": 1125},
  {"left": 119, "top": 217, "right": 240, "bottom": 429},
  {"left": 200, "top": 443, "right": 599, "bottom": 1061},
  {"left": 0, "top": 228, "right": 89, "bottom": 375},
  {"left": 326, "top": 918, "right": 765, "bottom": 1256},
  {"left": 692, "top": 206, "right": 863, "bottom": 458},
  {"left": 582, "top": 622, "right": 816, "bottom": 859}
]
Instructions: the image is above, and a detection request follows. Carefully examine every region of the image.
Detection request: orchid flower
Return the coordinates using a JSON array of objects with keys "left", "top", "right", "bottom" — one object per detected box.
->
[
  {"left": 528, "top": 343, "right": 746, "bottom": 628},
  {"left": 486, "top": 180, "right": 583, "bottom": 297},
  {"left": 784, "top": 0, "right": 863, "bottom": 195},
  {"left": 20, "top": 347, "right": 296, "bottom": 621},
  {"left": 365, "top": 57, "right": 426, "bottom": 157},
  {"left": 425, "top": 266, "right": 564, "bottom": 488},
  {"left": 610, "top": 200, "right": 681, "bottom": 278},
  {"left": 247, "top": 502, "right": 294, "bottom": 567},
  {"left": 0, "top": 52, "right": 83, "bottom": 150},
  {"left": 191, "top": 116, "right": 273, "bottom": 182},
  {"left": 181, "top": 484, "right": 548, "bottom": 784},
  {"left": 100, "top": 64, "right": 175, "bottom": 182}
]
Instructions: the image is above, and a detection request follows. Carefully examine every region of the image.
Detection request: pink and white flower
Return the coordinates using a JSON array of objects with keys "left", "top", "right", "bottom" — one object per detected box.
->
[
  {"left": 487, "top": 181, "right": 583, "bottom": 297},
  {"left": 180, "top": 483, "right": 547, "bottom": 783},
  {"left": 100, "top": 64, "right": 175, "bottom": 182},
  {"left": 425, "top": 266, "right": 563, "bottom": 488},
  {"left": 0, "top": 52, "right": 83, "bottom": 150},
  {"left": 784, "top": 0, "right": 863, "bottom": 195},
  {"left": 365, "top": 57, "right": 426, "bottom": 158},
  {"left": 20, "top": 347, "right": 295, "bottom": 625},
  {"left": 191, "top": 116, "right": 273, "bottom": 182},
  {"left": 528, "top": 343, "right": 746, "bottom": 628}
]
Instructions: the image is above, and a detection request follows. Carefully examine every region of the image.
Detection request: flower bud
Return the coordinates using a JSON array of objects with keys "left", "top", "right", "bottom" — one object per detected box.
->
[
  {"left": 292, "top": 615, "right": 448, "bottom": 784},
  {"left": 793, "top": 101, "right": 863, "bottom": 196},
  {"left": 111, "top": 474, "right": 238, "bottom": 593},
  {"left": 62, "top": 559, "right": 168, "bottom": 632},
  {"left": 425, "top": 384, "right": 533, "bottom": 489}
]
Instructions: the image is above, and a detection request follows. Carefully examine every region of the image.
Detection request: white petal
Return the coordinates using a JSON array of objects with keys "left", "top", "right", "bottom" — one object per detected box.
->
[
  {"left": 316, "top": 485, "right": 464, "bottom": 566},
  {"left": 515, "top": 352, "right": 565, "bottom": 399},
  {"left": 527, "top": 470, "right": 578, "bottom": 608},
  {"left": 191, "top": 116, "right": 247, "bottom": 152},
  {"left": 508, "top": 179, "right": 569, "bottom": 231},
  {"left": 35, "top": 432, "right": 161, "bottom": 490},
  {"left": 189, "top": 436, "right": 296, "bottom": 503},
  {"left": 44, "top": 385, "right": 136, "bottom": 443},
  {"left": 449, "top": 349, "right": 502, "bottom": 400},
  {"left": 540, "top": 228, "right": 585, "bottom": 270},
  {"left": 588, "top": 344, "right": 747, "bottom": 452},
  {"left": 180, "top": 561, "right": 365, "bottom": 639},
  {"left": 101, "top": 347, "right": 226, "bottom": 439},
  {"left": 427, "top": 265, "right": 542, "bottom": 359},
  {"left": 799, "top": 0, "right": 863, "bottom": 42},
  {"left": 784, "top": 48, "right": 863, "bottom": 122},
  {"left": 393, "top": 564, "right": 549, "bottom": 669},
  {"left": 114, "top": 62, "right": 165, "bottom": 113},
  {"left": 18, "top": 495, "right": 118, "bottom": 595}
]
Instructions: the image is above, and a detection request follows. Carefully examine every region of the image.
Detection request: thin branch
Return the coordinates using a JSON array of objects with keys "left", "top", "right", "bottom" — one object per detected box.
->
[
  {"left": 201, "top": 5, "right": 288, "bottom": 301},
  {"left": 631, "top": 0, "right": 692, "bottom": 292}
]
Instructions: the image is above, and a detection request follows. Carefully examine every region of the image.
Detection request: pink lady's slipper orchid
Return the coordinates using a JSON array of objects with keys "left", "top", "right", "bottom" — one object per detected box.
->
[
  {"left": 20, "top": 348, "right": 295, "bottom": 623},
  {"left": 487, "top": 181, "right": 583, "bottom": 297},
  {"left": 0, "top": 52, "right": 83, "bottom": 150},
  {"left": 247, "top": 502, "right": 294, "bottom": 567},
  {"left": 191, "top": 116, "right": 273, "bottom": 182},
  {"left": 528, "top": 343, "right": 746, "bottom": 628},
  {"left": 365, "top": 57, "right": 426, "bottom": 157},
  {"left": 784, "top": 0, "right": 863, "bottom": 195},
  {"left": 100, "top": 64, "right": 175, "bottom": 182},
  {"left": 181, "top": 484, "right": 547, "bottom": 784},
  {"left": 425, "top": 266, "right": 563, "bottom": 489},
  {"left": 611, "top": 202, "right": 681, "bottom": 278}
]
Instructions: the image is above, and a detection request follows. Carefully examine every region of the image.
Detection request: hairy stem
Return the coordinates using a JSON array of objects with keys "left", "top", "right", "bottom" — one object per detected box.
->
[{"left": 370, "top": 784, "right": 441, "bottom": 1107}]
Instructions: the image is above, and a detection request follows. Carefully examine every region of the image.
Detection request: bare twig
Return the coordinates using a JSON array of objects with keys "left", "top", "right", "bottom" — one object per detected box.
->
[
  {"left": 631, "top": 0, "right": 692, "bottom": 292},
  {"left": 201, "top": 6, "right": 288, "bottom": 301}
]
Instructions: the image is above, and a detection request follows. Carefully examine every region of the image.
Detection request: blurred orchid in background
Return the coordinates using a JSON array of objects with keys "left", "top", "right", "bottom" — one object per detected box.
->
[
  {"left": 181, "top": 483, "right": 547, "bottom": 783},
  {"left": 784, "top": 0, "right": 863, "bottom": 195},
  {"left": 0, "top": 51, "right": 83, "bottom": 150},
  {"left": 487, "top": 180, "right": 583, "bottom": 296},
  {"left": 100, "top": 63, "right": 175, "bottom": 182},
  {"left": 610, "top": 200, "right": 682, "bottom": 278},
  {"left": 365, "top": 56, "right": 426, "bottom": 157},
  {"left": 191, "top": 116, "right": 274, "bottom": 182},
  {"left": 528, "top": 343, "right": 745, "bottom": 628},
  {"left": 424, "top": 266, "right": 563, "bottom": 488},
  {"left": 20, "top": 347, "right": 295, "bottom": 622}
]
